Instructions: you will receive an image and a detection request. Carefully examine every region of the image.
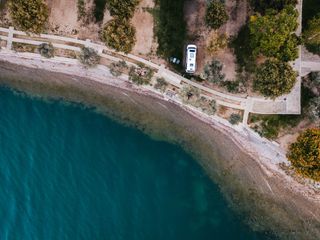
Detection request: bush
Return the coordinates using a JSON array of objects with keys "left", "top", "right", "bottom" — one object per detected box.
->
[
  {"left": 8, "top": 0, "right": 48, "bottom": 33},
  {"left": 304, "top": 15, "right": 320, "bottom": 55},
  {"left": 254, "top": 59, "right": 297, "bottom": 97},
  {"left": 287, "top": 128, "right": 320, "bottom": 181},
  {"left": 207, "top": 32, "right": 228, "bottom": 55},
  {"left": 205, "top": 1, "right": 228, "bottom": 29},
  {"left": 109, "top": 60, "right": 128, "bottom": 77},
  {"left": 154, "top": 77, "right": 168, "bottom": 92},
  {"left": 202, "top": 59, "right": 225, "bottom": 84},
  {"left": 78, "top": 47, "right": 100, "bottom": 67},
  {"left": 101, "top": 18, "right": 136, "bottom": 53},
  {"left": 249, "top": 6, "right": 299, "bottom": 61},
  {"left": 129, "top": 64, "right": 154, "bottom": 85},
  {"left": 77, "top": 0, "right": 86, "bottom": 21},
  {"left": 308, "top": 97, "right": 320, "bottom": 121},
  {"left": 106, "top": 0, "right": 139, "bottom": 19},
  {"left": 250, "top": 0, "right": 297, "bottom": 14},
  {"left": 180, "top": 85, "right": 200, "bottom": 102},
  {"left": 38, "top": 43, "right": 54, "bottom": 58},
  {"left": 229, "top": 113, "right": 242, "bottom": 125}
]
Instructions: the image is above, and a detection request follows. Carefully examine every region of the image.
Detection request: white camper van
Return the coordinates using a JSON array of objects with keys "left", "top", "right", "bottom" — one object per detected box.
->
[{"left": 185, "top": 44, "right": 197, "bottom": 74}]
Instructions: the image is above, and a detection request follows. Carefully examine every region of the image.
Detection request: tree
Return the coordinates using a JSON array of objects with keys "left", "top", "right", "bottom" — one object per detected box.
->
[
  {"left": 303, "top": 15, "right": 320, "bottom": 55},
  {"left": 249, "top": 6, "right": 299, "bottom": 61},
  {"left": 254, "top": 59, "right": 297, "bottom": 97},
  {"left": 205, "top": 1, "right": 228, "bottom": 29},
  {"left": 287, "top": 128, "right": 320, "bottom": 181},
  {"left": 308, "top": 97, "right": 320, "bottom": 121},
  {"left": 129, "top": 64, "right": 154, "bottom": 85},
  {"left": 109, "top": 60, "right": 128, "bottom": 77},
  {"left": 309, "top": 71, "right": 320, "bottom": 85},
  {"left": 78, "top": 47, "right": 100, "bottom": 67},
  {"left": 154, "top": 77, "right": 168, "bottom": 92},
  {"left": 8, "top": 0, "right": 48, "bottom": 33},
  {"left": 106, "top": 0, "right": 140, "bottom": 19},
  {"left": 202, "top": 59, "right": 225, "bottom": 84},
  {"left": 250, "top": 0, "right": 297, "bottom": 14},
  {"left": 38, "top": 43, "right": 54, "bottom": 58},
  {"left": 101, "top": 18, "right": 136, "bottom": 53}
]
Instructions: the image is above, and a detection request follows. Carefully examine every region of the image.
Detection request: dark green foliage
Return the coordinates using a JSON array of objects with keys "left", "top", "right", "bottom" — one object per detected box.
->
[
  {"left": 38, "top": 43, "right": 54, "bottom": 58},
  {"left": 254, "top": 59, "right": 297, "bottom": 97},
  {"left": 106, "top": 0, "right": 140, "bottom": 19},
  {"left": 205, "top": 1, "right": 228, "bottom": 29},
  {"left": 156, "top": 0, "right": 186, "bottom": 59},
  {"left": 101, "top": 18, "right": 136, "bottom": 53},
  {"left": 303, "top": 15, "right": 320, "bottom": 55},
  {"left": 287, "top": 128, "right": 320, "bottom": 181},
  {"left": 93, "top": 0, "right": 107, "bottom": 22},
  {"left": 229, "top": 113, "right": 241, "bottom": 125},
  {"left": 8, "top": 0, "right": 48, "bottom": 33},
  {"left": 202, "top": 59, "right": 225, "bottom": 84},
  {"left": 77, "top": 0, "right": 86, "bottom": 21},
  {"left": 302, "top": 0, "right": 320, "bottom": 28},
  {"left": 308, "top": 97, "right": 320, "bottom": 121},
  {"left": 154, "top": 77, "right": 168, "bottom": 92},
  {"left": 78, "top": 47, "right": 101, "bottom": 67},
  {"left": 250, "top": 0, "right": 297, "bottom": 14},
  {"left": 249, "top": 6, "right": 299, "bottom": 61},
  {"left": 309, "top": 72, "right": 320, "bottom": 85},
  {"left": 129, "top": 64, "right": 154, "bottom": 85}
]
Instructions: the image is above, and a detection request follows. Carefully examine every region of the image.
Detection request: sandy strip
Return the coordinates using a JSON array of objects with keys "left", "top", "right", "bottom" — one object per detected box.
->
[{"left": 0, "top": 51, "right": 320, "bottom": 239}]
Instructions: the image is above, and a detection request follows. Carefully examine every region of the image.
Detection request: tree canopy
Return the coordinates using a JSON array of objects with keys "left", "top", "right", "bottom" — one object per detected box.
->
[
  {"left": 254, "top": 59, "right": 297, "bottom": 97},
  {"left": 287, "top": 128, "right": 320, "bottom": 181},
  {"left": 101, "top": 18, "right": 136, "bottom": 53},
  {"left": 249, "top": 6, "right": 299, "bottom": 61},
  {"left": 205, "top": 1, "right": 228, "bottom": 29},
  {"left": 8, "top": 0, "right": 48, "bottom": 33},
  {"left": 250, "top": 0, "right": 297, "bottom": 14},
  {"left": 106, "top": 0, "right": 140, "bottom": 19},
  {"left": 303, "top": 15, "right": 320, "bottom": 55}
]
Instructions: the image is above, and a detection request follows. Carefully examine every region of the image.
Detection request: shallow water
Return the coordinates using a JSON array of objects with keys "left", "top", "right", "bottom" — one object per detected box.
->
[{"left": 0, "top": 87, "right": 272, "bottom": 239}]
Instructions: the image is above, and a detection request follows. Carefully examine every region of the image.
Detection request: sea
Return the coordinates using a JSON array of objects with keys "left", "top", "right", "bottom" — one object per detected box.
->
[{"left": 0, "top": 86, "right": 273, "bottom": 239}]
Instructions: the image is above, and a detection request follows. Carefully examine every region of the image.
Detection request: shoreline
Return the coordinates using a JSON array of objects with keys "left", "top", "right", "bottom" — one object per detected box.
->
[{"left": 0, "top": 52, "right": 320, "bottom": 239}]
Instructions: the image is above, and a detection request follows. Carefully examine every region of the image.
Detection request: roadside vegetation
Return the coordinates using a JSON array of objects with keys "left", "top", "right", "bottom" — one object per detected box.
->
[
  {"left": 129, "top": 64, "right": 154, "bottom": 85},
  {"left": 38, "top": 43, "right": 54, "bottom": 58},
  {"left": 109, "top": 60, "right": 128, "bottom": 77},
  {"left": 287, "top": 128, "right": 320, "bottom": 181},
  {"left": 8, "top": 0, "right": 48, "bottom": 33},
  {"left": 78, "top": 47, "right": 100, "bottom": 67},
  {"left": 155, "top": 0, "right": 186, "bottom": 60}
]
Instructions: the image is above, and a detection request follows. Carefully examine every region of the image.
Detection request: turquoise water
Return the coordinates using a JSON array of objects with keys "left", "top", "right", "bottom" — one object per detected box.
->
[{"left": 0, "top": 87, "right": 271, "bottom": 239}]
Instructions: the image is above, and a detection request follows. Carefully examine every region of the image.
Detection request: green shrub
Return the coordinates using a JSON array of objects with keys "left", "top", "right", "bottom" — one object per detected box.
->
[
  {"left": 78, "top": 47, "right": 101, "bottom": 67},
  {"left": 303, "top": 15, "right": 320, "bottom": 55},
  {"left": 308, "top": 97, "right": 320, "bottom": 121},
  {"left": 205, "top": 1, "right": 228, "bottom": 29},
  {"left": 38, "top": 43, "right": 54, "bottom": 58},
  {"left": 309, "top": 72, "right": 320, "bottom": 84},
  {"left": 8, "top": 0, "right": 48, "bottom": 33},
  {"left": 109, "top": 60, "right": 128, "bottom": 77},
  {"left": 249, "top": 6, "right": 299, "bottom": 61},
  {"left": 287, "top": 128, "right": 320, "bottom": 181},
  {"left": 101, "top": 18, "right": 136, "bottom": 53},
  {"left": 129, "top": 64, "right": 154, "bottom": 85},
  {"left": 77, "top": 0, "right": 86, "bottom": 21},
  {"left": 229, "top": 113, "right": 242, "bottom": 125},
  {"left": 201, "top": 59, "right": 225, "bottom": 84},
  {"left": 207, "top": 32, "right": 228, "bottom": 54},
  {"left": 106, "top": 0, "right": 140, "bottom": 19},
  {"left": 254, "top": 59, "right": 297, "bottom": 97},
  {"left": 154, "top": 77, "right": 168, "bottom": 92}
]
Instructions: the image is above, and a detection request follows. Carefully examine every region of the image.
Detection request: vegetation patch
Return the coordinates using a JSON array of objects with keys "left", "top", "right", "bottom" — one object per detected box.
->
[
  {"left": 228, "top": 113, "right": 242, "bottom": 125},
  {"left": 93, "top": 0, "right": 107, "bottom": 22},
  {"left": 101, "top": 18, "right": 136, "bottom": 53},
  {"left": 254, "top": 59, "right": 296, "bottom": 98},
  {"left": 249, "top": 6, "right": 299, "bottom": 62},
  {"left": 154, "top": 77, "right": 168, "bottom": 92},
  {"left": 303, "top": 15, "right": 320, "bottom": 55},
  {"left": 250, "top": 0, "right": 297, "bottom": 14},
  {"left": 38, "top": 43, "right": 54, "bottom": 58},
  {"left": 78, "top": 47, "right": 101, "bottom": 67},
  {"left": 129, "top": 64, "right": 154, "bottom": 85},
  {"left": 205, "top": 1, "right": 228, "bottom": 29},
  {"left": 106, "top": 0, "right": 140, "bottom": 19},
  {"left": 8, "top": 0, "right": 48, "bottom": 33},
  {"left": 287, "top": 128, "right": 320, "bottom": 181},
  {"left": 109, "top": 60, "right": 128, "bottom": 77},
  {"left": 201, "top": 59, "right": 225, "bottom": 84},
  {"left": 302, "top": 0, "right": 320, "bottom": 28},
  {"left": 155, "top": 0, "right": 186, "bottom": 59},
  {"left": 207, "top": 32, "right": 228, "bottom": 55}
]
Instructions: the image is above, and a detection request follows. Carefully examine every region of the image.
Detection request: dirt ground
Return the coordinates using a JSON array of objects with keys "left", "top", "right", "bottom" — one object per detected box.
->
[
  {"left": 131, "top": 0, "right": 156, "bottom": 56},
  {"left": 46, "top": 0, "right": 100, "bottom": 40},
  {"left": 184, "top": 0, "right": 248, "bottom": 80}
]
